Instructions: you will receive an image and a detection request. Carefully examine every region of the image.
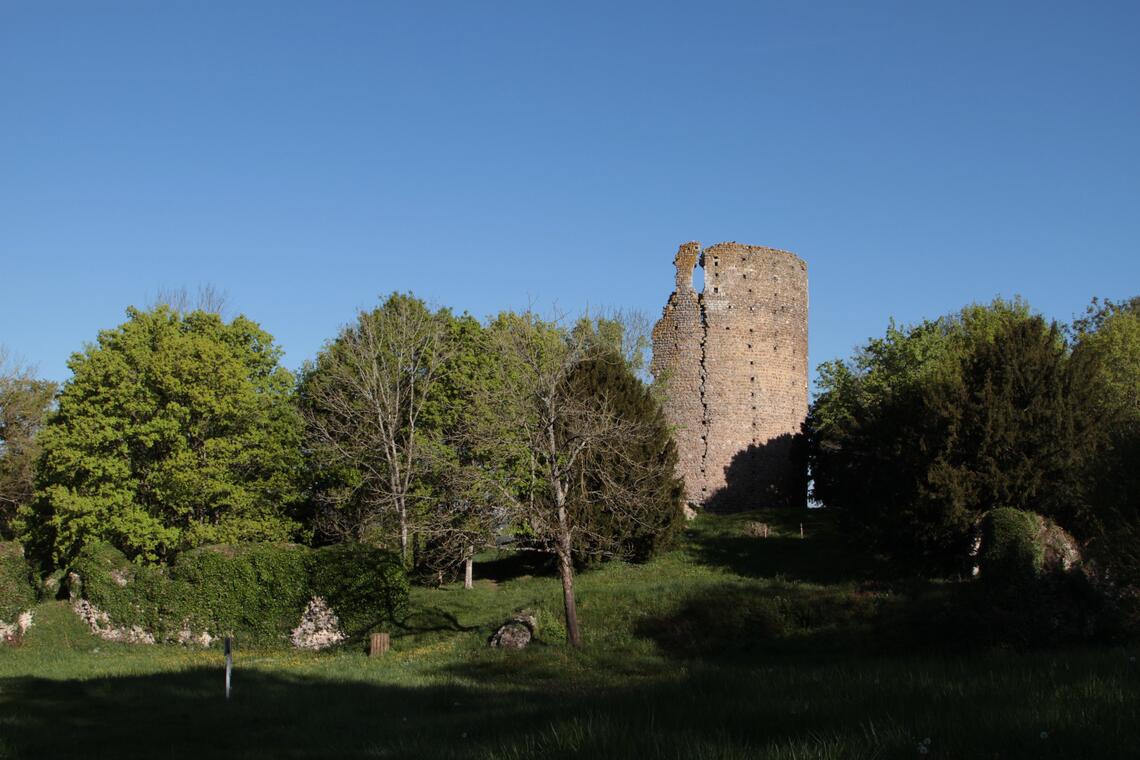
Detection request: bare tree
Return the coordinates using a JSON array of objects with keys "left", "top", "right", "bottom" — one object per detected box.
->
[
  {"left": 300, "top": 294, "right": 456, "bottom": 563},
  {"left": 472, "top": 312, "right": 682, "bottom": 646},
  {"left": 578, "top": 306, "right": 654, "bottom": 383},
  {"left": 148, "top": 283, "right": 230, "bottom": 316}
]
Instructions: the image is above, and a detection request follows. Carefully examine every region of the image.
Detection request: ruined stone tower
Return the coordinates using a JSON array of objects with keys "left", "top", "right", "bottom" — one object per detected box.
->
[{"left": 651, "top": 241, "right": 808, "bottom": 510}]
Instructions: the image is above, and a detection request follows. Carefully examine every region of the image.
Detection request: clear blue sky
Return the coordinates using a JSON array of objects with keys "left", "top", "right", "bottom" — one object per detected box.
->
[{"left": 3, "top": 1, "right": 1138, "bottom": 389}]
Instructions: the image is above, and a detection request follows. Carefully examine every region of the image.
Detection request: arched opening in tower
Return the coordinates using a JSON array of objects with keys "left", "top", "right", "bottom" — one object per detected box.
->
[{"left": 691, "top": 259, "right": 705, "bottom": 293}]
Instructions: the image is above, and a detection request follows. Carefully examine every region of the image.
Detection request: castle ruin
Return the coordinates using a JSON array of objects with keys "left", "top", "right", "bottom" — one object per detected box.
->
[{"left": 651, "top": 241, "right": 808, "bottom": 510}]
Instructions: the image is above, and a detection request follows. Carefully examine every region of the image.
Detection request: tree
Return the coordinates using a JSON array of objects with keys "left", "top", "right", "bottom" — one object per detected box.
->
[
  {"left": 1070, "top": 297, "right": 1140, "bottom": 584},
  {"left": 927, "top": 318, "right": 1103, "bottom": 526},
  {"left": 403, "top": 311, "right": 506, "bottom": 586},
  {"left": 472, "top": 311, "right": 683, "bottom": 646},
  {"left": 21, "top": 306, "right": 303, "bottom": 566},
  {"left": 0, "top": 349, "right": 56, "bottom": 538},
  {"left": 559, "top": 350, "right": 684, "bottom": 563},
  {"left": 299, "top": 293, "right": 457, "bottom": 563},
  {"left": 805, "top": 298, "right": 1101, "bottom": 572},
  {"left": 1071, "top": 297, "right": 1140, "bottom": 418}
]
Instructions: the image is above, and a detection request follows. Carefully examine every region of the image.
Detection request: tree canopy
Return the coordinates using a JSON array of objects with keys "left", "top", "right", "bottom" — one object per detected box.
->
[
  {"left": 807, "top": 299, "right": 1106, "bottom": 572},
  {"left": 1070, "top": 297, "right": 1140, "bottom": 584},
  {"left": 21, "top": 306, "right": 303, "bottom": 565}
]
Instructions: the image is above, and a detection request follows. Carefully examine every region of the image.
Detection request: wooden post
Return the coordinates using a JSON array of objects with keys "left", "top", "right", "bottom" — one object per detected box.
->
[
  {"left": 224, "top": 636, "right": 232, "bottom": 700},
  {"left": 369, "top": 632, "right": 390, "bottom": 657},
  {"left": 464, "top": 547, "right": 474, "bottom": 589},
  {"left": 800, "top": 523, "right": 804, "bottom": 539}
]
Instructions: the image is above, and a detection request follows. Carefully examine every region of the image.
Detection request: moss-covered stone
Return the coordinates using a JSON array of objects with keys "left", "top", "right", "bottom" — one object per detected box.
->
[{"left": 979, "top": 507, "right": 1043, "bottom": 587}]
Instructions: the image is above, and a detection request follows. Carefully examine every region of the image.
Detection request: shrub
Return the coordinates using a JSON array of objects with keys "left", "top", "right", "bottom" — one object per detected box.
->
[
  {"left": 168, "top": 543, "right": 312, "bottom": 645},
  {"left": 0, "top": 541, "right": 36, "bottom": 620},
  {"left": 311, "top": 544, "right": 409, "bottom": 637}
]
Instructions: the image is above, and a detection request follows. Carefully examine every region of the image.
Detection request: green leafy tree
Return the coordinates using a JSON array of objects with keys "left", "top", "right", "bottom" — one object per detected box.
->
[
  {"left": 21, "top": 306, "right": 303, "bottom": 566},
  {"left": 1072, "top": 297, "right": 1140, "bottom": 418},
  {"left": 1071, "top": 297, "right": 1140, "bottom": 584},
  {"left": 409, "top": 312, "right": 510, "bottom": 585},
  {"left": 0, "top": 349, "right": 56, "bottom": 538}
]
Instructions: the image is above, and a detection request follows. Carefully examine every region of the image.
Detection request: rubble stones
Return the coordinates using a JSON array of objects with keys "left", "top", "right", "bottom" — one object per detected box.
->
[
  {"left": 176, "top": 628, "right": 215, "bottom": 647},
  {"left": 290, "top": 596, "right": 347, "bottom": 650},
  {"left": 72, "top": 599, "right": 156, "bottom": 644},
  {"left": 0, "top": 610, "right": 33, "bottom": 643}
]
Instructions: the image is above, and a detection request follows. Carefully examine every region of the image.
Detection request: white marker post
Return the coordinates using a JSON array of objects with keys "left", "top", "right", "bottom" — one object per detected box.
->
[{"left": 224, "top": 636, "right": 232, "bottom": 700}]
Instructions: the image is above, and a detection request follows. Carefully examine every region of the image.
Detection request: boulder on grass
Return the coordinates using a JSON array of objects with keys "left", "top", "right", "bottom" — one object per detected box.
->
[
  {"left": 488, "top": 614, "right": 537, "bottom": 649},
  {"left": 975, "top": 507, "right": 1087, "bottom": 584}
]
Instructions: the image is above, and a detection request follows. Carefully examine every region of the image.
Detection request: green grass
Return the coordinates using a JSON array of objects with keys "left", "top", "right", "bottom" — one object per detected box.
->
[{"left": 2, "top": 509, "right": 1138, "bottom": 759}]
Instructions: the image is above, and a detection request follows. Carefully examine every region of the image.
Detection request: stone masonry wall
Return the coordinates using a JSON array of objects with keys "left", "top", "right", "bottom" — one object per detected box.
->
[{"left": 651, "top": 241, "right": 808, "bottom": 510}]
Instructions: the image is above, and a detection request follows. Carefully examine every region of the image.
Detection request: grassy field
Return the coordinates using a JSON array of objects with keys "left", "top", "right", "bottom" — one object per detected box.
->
[{"left": 2, "top": 509, "right": 1137, "bottom": 759}]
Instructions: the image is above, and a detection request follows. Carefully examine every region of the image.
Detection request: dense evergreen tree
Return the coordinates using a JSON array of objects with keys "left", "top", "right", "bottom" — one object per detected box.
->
[
  {"left": 926, "top": 318, "right": 1104, "bottom": 529},
  {"left": 559, "top": 350, "right": 684, "bottom": 563},
  {"left": 807, "top": 300, "right": 1108, "bottom": 572},
  {"left": 808, "top": 300, "right": 1033, "bottom": 570}
]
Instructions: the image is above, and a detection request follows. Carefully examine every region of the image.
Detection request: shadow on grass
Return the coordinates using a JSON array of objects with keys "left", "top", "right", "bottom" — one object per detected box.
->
[
  {"left": 685, "top": 509, "right": 864, "bottom": 585},
  {"left": 0, "top": 668, "right": 499, "bottom": 760},
  {"left": 2, "top": 644, "right": 1133, "bottom": 759},
  {"left": 633, "top": 581, "right": 982, "bottom": 662},
  {"left": 690, "top": 534, "right": 858, "bottom": 584},
  {"left": 0, "top": 664, "right": 848, "bottom": 760},
  {"left": 395, "top": 605, "right": 480, "bottom": 635},
  {"left": 473, "top": 550, "right": 556, "bottom": 583}
]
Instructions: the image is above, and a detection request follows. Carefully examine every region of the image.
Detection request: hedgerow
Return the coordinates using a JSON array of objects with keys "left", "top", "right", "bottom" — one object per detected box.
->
[
  {"left": 311, "top": 543, "right": 409, "bottom": 638},
  {"left": 69, "top": 541, "right": 407, "bottom": 646},
  {"left": 0, "top": 541, "right": 36, "bottom": 621}
]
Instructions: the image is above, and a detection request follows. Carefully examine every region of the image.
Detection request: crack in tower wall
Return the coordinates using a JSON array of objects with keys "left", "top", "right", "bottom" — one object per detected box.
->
[
  {"left": 696, "top": 258, "right": 710, "bottom": 498},
  {"left": 651, "top": 241, "right": 808, "bottom": 510}
]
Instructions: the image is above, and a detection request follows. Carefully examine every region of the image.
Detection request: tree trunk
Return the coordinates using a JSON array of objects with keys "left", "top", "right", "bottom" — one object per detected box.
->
[
  {"left": 398, "top": 500, "right": 409, "bottom": 563},
  {"left": 464, "top": 547, "right": 474, "bottom": 590},
  {"left": 547, "top": 409, "right": 581, "bottom": 647},
  {"left": 557, "top": 540, "right": 581, "bottom": 647}
]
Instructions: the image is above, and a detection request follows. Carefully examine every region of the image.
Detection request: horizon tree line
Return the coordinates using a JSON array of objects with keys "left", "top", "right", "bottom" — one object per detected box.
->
[{"left": 1, "top": 291, "right": 683, "bottom": 647}]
